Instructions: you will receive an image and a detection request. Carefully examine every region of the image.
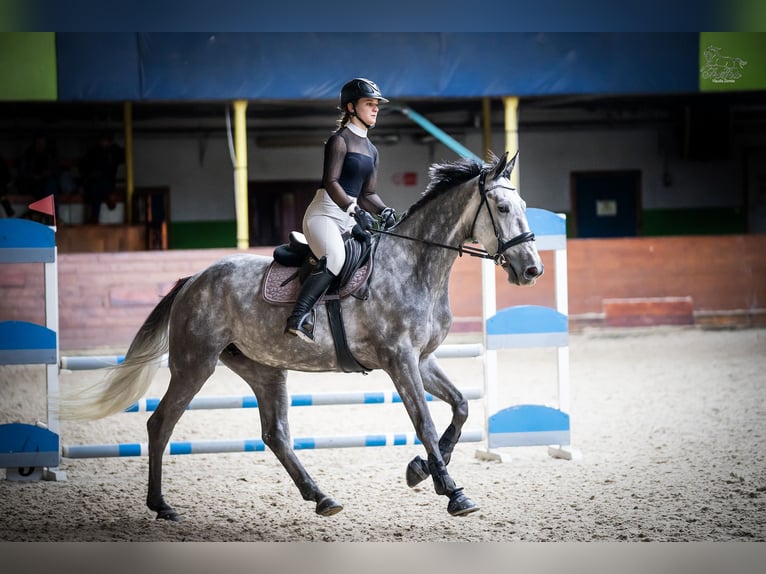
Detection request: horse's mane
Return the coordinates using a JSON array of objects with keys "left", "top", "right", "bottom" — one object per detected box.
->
[{"left": 398, "top": 152, "right": 500, "bottom": 222}]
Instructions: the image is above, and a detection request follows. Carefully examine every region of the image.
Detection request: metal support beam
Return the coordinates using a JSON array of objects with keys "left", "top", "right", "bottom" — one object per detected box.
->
[
  {"left": 482, "top": 97, "right": 492, "bottom": 161},
  {"left": 396, "top": 106, "right": 482, "bottom": 163},
  {"left": 123, "top": 101, "right": 134, "bottom": 224}
]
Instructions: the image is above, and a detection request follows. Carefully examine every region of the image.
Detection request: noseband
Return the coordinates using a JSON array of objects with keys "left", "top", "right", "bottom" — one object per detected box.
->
[
  {"left": 469, "top": 169, "right": 535, "bottom": 265},
  {"left": 373, "top": 168, "right": 535, "bottom": 265}
]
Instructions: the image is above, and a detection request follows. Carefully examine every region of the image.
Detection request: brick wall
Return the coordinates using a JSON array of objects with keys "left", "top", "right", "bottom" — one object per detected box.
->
[{"left": 1, "top": 235, "right": 764, "bottom": 351}]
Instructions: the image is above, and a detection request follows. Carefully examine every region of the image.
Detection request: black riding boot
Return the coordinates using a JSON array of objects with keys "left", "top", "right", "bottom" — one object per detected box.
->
[{"left": 284, "top": 260, "right": 336, "bottom": 343}]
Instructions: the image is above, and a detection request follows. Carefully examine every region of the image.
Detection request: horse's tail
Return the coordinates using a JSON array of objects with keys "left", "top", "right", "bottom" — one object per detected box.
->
[{"left": 58, "top": 276, "right": 192, "bottom": 421}]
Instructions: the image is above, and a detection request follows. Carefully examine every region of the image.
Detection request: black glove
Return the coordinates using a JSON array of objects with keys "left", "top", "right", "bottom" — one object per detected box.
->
[
  {"left": 353, "top": 206, "right": 374, "bottom": 231},
  {"left": 380, "top": 207, "right": 397, "bottom": 229},
  {"left": 351, "top": 224, "right": 371, "bottom": 246}
]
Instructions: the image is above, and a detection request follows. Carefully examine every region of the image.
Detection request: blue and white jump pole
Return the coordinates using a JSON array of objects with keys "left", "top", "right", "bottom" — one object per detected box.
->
[{"left": 62, "top": 429, "right": 486, "bottom": 459}]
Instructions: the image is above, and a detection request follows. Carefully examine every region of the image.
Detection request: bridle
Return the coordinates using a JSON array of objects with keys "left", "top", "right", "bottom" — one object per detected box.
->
[{"left": 373, "top": 168, "right": 536, "bottom": 265}]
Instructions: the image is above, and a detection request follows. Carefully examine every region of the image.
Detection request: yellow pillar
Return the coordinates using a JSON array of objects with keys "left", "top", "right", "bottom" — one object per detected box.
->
[
  {"left": 123, "top": 101, "right": 134, "bottom": 224},
  {"left": 232, "top": 100, "right": 250, "bottom": 249},
  {"left": 503, "top": 96, "right": 520, "bottom": 189}
]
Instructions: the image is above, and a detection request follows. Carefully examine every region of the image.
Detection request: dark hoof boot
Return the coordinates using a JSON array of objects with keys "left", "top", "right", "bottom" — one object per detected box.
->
[
  {"left": 405, "top": 456, "right": 430, "bottom": 487},
  {"left": 447, "top": 487, "right": 479, "bottom": 517},
  {"left": 428, "top": 457, "right": 455, "bottom": 496},
  {"left": 316, "top": 496, "right": 343, "bottom": 516},
  {"left": 155, "top": 508, "right": 181, "bottom": 521}
]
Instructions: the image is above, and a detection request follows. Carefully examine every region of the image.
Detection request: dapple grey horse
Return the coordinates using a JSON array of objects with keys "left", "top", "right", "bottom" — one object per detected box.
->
[{"left": 61, "top": 151, "right": 543, "bottom": 520}]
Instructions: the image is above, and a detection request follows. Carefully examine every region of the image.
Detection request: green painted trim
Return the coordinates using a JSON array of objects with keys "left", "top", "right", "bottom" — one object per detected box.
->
[
  {"left": 642, "top": 207, "right": 746, "bottom": 236},
  {"left": 169, "top": 208, "right": 743, "bottom": 248},
  {"left": 169, "top": 221, "right": 237, "bottom": 249},
  {"left": 0, "top": 32, "right": 57, "bottom": 100},
  {"left": 561, "top": 207, "right": 744, "bottom": 238}
]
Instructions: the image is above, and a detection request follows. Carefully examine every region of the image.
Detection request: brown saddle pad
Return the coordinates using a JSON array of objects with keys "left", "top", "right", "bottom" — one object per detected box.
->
[{"left": 262, "top": 261, "right": 372, "bottom": 305}]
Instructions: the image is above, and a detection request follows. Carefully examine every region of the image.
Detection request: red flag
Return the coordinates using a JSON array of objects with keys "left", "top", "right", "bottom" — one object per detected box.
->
[{"left": 28, "top": 195, "right": 56, "bottom": 225}]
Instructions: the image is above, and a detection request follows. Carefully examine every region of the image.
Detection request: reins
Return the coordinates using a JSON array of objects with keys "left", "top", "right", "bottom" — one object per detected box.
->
[
  {"left": 371, "top": 168, "right": 535, "bottom": 265},
  {"left": 372, "top": 227, "right": 494, "bottom": 259}
]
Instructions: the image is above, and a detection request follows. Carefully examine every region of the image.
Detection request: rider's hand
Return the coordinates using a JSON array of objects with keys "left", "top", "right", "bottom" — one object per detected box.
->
[
  {"left": 353, "top": 206, "right": 374, "bottom": 231},
  {"left": 351, "top": 224, "right": 371, "bottom": 246},
  {"left": 380, "top": 207, "right": 397, "bottom": 229}
]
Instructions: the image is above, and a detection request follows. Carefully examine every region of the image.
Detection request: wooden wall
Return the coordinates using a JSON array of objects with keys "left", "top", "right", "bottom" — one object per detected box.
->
[
  {"left": 1, "top": 236, "right": 764, "bottom": 351},
  {"left": 57, "top": 225, "right": 146, "bottom": 253},
  {"left": 451, "top": 235, "right": 766, "bottom": 331}
]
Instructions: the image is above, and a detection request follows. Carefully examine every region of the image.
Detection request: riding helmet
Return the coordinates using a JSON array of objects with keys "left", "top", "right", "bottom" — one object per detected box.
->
[{"left": 339, "top": 78, "right": 389, "bottom": 108}]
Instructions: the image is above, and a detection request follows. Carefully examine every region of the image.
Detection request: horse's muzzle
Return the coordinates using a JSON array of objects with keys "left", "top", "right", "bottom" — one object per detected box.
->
[
  {"left": 523, "top": 262, "right": 544, "bottom": 284},
  {"left": 503, "top": 260, "right": 544, "bottom": 286}
]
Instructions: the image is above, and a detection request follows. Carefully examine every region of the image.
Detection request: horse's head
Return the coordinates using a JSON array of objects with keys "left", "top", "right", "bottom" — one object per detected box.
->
[{"left": 471, "top": 151, "right": 544, "bottom": 286}]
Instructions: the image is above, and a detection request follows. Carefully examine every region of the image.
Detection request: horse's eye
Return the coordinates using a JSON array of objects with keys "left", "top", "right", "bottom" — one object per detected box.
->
[{"left": 497, "top": 203, "right": 510, "bottom": 214}]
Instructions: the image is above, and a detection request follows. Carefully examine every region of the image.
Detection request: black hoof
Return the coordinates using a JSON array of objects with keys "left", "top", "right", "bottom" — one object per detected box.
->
[
  {"left": 405, "top": 456, "right": 430, "bottom": 488},
  {"left": 155, "top": 508, "right": 181, "bottom": 521},
  {"left": 447, "top": 488, "right": 479, "bottom": 517},
  {"left": 316, "top": 496, "right": 343, "bottom": 516}
]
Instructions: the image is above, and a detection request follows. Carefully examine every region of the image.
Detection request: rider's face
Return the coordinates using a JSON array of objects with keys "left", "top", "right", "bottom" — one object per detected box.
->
[{"left": 351, "top": 98, "right": 380, "bottom": 127}]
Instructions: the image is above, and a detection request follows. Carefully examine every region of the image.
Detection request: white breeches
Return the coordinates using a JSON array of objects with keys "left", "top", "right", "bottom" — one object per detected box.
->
[{"left": 302, "top": 189, "right": 356, "bottom": 275}]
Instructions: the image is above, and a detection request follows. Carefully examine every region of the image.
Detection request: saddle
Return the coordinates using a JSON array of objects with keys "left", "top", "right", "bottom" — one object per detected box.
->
[
  {"left": 263, "top": 231, "right": 372, "bottom": 304},
  {"left": 263, "top": 231, "right": 374, "bottom": 374}
]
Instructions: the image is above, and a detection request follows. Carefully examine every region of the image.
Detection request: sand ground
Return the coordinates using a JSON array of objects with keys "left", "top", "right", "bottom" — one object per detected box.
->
[{"left": 1, "top": 326, "right": 764, "bottom": 542}]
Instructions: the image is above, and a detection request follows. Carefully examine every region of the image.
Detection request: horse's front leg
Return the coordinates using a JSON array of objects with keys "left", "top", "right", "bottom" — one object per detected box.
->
[
  {"left": 386, "top": 352, "right": 478, "bottom": 516},
  {"left": 405, "top": 354, "right": 470, "bottom": 489}
]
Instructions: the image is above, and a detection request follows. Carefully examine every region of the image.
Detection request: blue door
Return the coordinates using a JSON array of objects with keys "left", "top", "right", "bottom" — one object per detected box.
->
[{"left": 572, "top": 171, "right": 641, "bottom": 238}]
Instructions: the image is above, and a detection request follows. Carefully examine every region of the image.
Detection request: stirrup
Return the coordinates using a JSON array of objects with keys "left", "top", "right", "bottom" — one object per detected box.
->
[{"left": 285, "top": 309, "right": 316, "bottom": 343}]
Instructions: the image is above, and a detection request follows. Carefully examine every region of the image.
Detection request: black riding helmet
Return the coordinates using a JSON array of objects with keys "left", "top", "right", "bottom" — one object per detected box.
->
[{"left": 339, "top": 78, "right": 389, "bottom": 109}]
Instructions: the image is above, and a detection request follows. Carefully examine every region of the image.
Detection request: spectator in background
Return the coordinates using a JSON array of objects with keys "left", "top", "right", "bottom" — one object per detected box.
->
[
  {"left": 0, "top": 154, "right": 13, "bottom": 217},
  {"left": 17, "top": 132, "right": 60, "bottom": 217},
  {"left": 80, "top": 131, "right": 125, "bottom": 224}
]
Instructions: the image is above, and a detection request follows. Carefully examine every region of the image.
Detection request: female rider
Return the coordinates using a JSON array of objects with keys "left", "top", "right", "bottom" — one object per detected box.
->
[{"left": 285, "top": 78, "right": 396, "bottom": 342}]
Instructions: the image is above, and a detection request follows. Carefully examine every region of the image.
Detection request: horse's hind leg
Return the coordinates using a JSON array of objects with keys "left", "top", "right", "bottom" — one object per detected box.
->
[
  {"left": 220, "top": 351, "right": 343, "bottom": 516},
  {"left": 405, "top": 355, "right": 471, "bottom": 493},
  {"left": 146, "top": 357, "right": 217, "bottom": 521}
]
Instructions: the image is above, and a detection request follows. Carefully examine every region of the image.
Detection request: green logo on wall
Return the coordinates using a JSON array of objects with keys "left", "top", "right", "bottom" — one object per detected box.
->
[
  {"left": 700, "top": 32, "right": 766, "bottom": 92},
  {"left": 701, "top": 46, "right": 747, "bottom": 83}
]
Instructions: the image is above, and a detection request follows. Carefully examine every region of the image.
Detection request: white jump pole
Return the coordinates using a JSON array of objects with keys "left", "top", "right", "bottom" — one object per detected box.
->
[
  {"left": 62, "top": 429, "right": 485, "bottom": 459},
  {"left": 60, "top": 343, "right": 483, "bottom": 372},
  {"left": 124, "top": 387, "right": 484, "bottom": 413}
]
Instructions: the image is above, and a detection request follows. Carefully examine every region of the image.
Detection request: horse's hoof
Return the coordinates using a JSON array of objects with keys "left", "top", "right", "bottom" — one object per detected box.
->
[
  {"left": 155, "top": 508, "right": 181, "bottom": 521},
  {"left": 447, "top": 488, "right": 479, "bottom": 517},
  {"left": 405, "top": 456, "right": 429, "bottom": 488},
  {"left": 316, "top": 496, "right": 343, "bottom": 516}
]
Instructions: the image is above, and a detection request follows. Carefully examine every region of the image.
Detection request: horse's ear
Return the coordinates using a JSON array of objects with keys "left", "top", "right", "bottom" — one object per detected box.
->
[
  {"left": 504, "top": 150, "right": 519, "bottom": 178},
  {"left": 488, "top": 151, "right": 508, "bottom": 179}
]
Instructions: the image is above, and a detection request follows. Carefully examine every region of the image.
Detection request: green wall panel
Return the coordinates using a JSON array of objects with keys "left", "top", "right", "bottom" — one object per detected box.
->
[
  {"left": 169, "top": 221, "right": 237, "bottom": 249},
  {"left": 642, "top": 207, "right": 746, "bottom": 236},
  {"left": 0, "top": 32, "right": 57, "bottom": 100}
]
